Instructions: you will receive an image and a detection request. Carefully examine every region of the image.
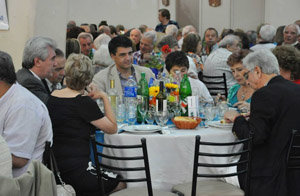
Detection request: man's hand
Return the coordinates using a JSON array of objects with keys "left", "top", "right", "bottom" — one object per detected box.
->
[{"left": 224, "top": 110, "right": 241, "bottom": 123}]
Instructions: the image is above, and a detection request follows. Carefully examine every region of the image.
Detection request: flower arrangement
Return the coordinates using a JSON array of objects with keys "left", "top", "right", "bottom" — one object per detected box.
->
[{"left": 143, "top": 53, "right": 164, "bottom": 70}]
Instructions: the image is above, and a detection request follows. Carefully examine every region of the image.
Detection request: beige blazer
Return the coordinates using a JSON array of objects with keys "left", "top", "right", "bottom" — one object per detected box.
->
[
  {"left": 92, "top": 64, "right": 155, "bottom": 96},
  {"left": 0, "top": 161, "right": 57, "bottom": 196}
]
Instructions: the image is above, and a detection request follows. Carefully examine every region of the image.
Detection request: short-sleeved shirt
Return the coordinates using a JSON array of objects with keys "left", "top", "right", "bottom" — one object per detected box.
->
[
  {"left": 47, "top": 95, "right": 104, "bottom": 173},
  {"left": 0, "top": 83, "right": 53, "bottom": 177}
]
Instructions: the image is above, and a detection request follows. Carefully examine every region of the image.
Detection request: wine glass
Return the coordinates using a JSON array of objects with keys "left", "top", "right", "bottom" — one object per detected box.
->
[
  {"left": 116, "top": 95, "right": 125, "bottom": 124},
  {"left": 145, "top": 107, "right": 155, "bottom": 125},
  {"left": 138, "top": 96, "right": 148, "bottom": 125},
  {"left": 155, "top": 110, "right": 169, "bottom": 128}
]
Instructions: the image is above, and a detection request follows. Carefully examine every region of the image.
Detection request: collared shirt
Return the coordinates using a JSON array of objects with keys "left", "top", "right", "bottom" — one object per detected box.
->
[
  {"left": 29, "top": 69, "right": 41, "bottom": 81},
  {"left": 117, "top": 66, "right": 137, "bottom": 93},
  {"left": 45, "top": 79, "right": 62, "bottom": 92},
  {"left": 155, "top": 20, "right": 179, "bottom": 32},
  {"left": 0, "top": 83, "right": 53, "bottom": 177},
  {"left": 132, "top": 50, "right": 156, "bottom": 66}
]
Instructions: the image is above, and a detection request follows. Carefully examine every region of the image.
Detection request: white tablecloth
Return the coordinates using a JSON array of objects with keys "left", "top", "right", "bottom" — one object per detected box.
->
[{"left": 103, "top": 126, "right": 240, "bottom": 191}]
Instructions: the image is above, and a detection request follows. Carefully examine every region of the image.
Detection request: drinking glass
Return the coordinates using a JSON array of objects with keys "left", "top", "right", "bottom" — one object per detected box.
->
[
  {"left": 155, "top": 110, "right": 169, "bottom": 127},
  {"left": 145, "top": 107, "right": 155, "bottom": 125},
  {"left": 116, "top": 95, "right": 125, "bottom": 124},
  {"left": 204, "top": 104, "right": 217, "bottom": 121},
  {"left": 138, "top": 96, "right": 148, "bottom": 125}
]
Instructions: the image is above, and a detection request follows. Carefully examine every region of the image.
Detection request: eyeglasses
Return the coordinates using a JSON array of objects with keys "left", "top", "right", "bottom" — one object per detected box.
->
[{"left": 243, "top": 71, "right": 250, "bottom": 80}]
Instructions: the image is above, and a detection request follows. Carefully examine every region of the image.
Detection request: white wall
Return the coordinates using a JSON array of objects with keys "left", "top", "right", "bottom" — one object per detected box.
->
[
  {"left": 66, "top": 0, "right": 160, "bottom": 29},
  {"left": 0, "top": 0, "right": 299, "bottom": 71},
  {"left": 0, "top": 0, "right": 37, "bottom": 69},
  {"left": 265, "top": 0, "right": 300, "bottom": 27}
]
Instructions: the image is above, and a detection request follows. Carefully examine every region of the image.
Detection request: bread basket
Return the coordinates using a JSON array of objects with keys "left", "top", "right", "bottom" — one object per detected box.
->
[{"left": 172, "top": 117, "right": 202, "bottom": 129}]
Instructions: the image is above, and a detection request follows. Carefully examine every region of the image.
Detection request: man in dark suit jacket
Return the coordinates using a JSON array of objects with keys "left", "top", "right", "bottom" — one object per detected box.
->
[
  {"left": 16, "top": 36, "right": 57, "bottom": 104},
  {"left": 225, "top": 49, "right": 300, "bottom": 196}
]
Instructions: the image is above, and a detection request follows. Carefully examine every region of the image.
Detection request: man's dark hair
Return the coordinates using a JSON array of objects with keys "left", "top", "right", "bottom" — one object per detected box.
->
[
  {"left": 0, "top": 51, "right": 16, "bottom": 84},
  {"left": 204, "top": 27, "right": 219, "bottom": 38},
  {"left": 165, "top": 51, "right": 189, "bottom": 72},
  {"left": 108, "top": 36, "right": 133, "bottom": 55},
  {"left": 234, "top": 31, "right": 250, "bottom": 49},
  {"left": 67, "top": 26, "right": 85, "bottom": 39},
  {"left": 98, "top": 20, "right": 108, "bottom": 27},
  {"left": 109, "top": 25, "right": 117, "bottom": 35},
  {"left": 55, "top": 48, "right": 65, "bottom": 58},
  {"left": 159, "top": 9, "right": 170, "bottom": 20}
]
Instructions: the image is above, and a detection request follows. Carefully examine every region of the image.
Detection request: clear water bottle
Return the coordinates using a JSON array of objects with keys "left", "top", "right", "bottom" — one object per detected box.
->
[{"left": 124, "top": 76, "right": 137, "bottom": 125}]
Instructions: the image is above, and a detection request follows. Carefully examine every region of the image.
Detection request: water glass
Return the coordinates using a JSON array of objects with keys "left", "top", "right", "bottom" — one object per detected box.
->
[
  {"left": 116, "top": 95, "right": 125, "bottom": 124},
  {"left": 116, "top": 103, "right": 125, "bottom": 124},
  {"left": 138, "top": 96, "right": 148, "bottom": 124},
  {"left": 155, "top": 110, "right": 169, "bottom": 127},
  {"left": 145, "top": 107, "right": 155, "bottom": 125}
]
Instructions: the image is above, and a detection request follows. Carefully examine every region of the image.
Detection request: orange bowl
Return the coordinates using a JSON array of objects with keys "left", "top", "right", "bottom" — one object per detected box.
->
[{"left": 172, "top": 117, "right": 202, "bottom": 129}]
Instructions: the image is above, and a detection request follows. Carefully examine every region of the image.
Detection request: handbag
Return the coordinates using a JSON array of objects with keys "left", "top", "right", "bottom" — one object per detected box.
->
[{"left": 43, "top": 142, "right": 76, "bottom": 196}]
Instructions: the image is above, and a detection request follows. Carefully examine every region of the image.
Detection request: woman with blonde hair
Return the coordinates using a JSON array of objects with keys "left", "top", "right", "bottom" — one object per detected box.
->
[{"left": 47, "top": 54, "right": 124, "bottom": 195}]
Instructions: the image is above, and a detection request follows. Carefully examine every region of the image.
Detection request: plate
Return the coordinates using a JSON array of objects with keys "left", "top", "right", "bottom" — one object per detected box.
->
[
  {"left": 208, "top": 121, "right": 233, "bottom": 129},
  {"left": 122, "top": 125, "right": 162, "bottom": 134}
]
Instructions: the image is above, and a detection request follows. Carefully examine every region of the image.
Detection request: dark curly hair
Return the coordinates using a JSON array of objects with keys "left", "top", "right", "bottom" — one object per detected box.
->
[
  {"left": 227, "top": 49, "right": 251, "bottom": 67},
  {"left": 272, "top": 45, "right": 300, "bottom": 80}
]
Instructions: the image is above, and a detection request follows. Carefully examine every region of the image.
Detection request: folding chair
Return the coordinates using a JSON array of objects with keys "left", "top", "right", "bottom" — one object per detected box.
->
[
  {"left": 90, "top": 135, "right": 176, "bottom": 196},
  {"left": 172, "top": 134, "right": 253, "bottom": 196},
  {"left": 200, "top": 73, "right": 228, "bottom": 98}
]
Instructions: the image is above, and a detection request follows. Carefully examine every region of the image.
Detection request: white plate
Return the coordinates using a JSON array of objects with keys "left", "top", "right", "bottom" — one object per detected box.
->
[
  {"left": 208, "top": 121, "right": 233, "bottom": 129},
  {"left": 122, "top": 125, "right": 162, "bottom": 134}
]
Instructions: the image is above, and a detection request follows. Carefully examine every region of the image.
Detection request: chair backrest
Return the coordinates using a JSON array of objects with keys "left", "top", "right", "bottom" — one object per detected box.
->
[
  {"left": 200, "top": 73, "right": 228, "bottom": 98},
  {"left": 90, "top": 134, "right": 153, "bottom": 196},
  {"left": 287, "top": 129, "right": 300, "bottom": 170},
  {"left": 192, "top": 134, "right": 253, "bottom": 196}
]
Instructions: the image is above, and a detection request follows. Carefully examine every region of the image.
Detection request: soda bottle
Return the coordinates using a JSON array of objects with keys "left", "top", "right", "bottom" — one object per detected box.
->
[
  {"left": 137, "top": 73, "right": 149, "bottom": 123},
  {"left": 179, "top": 74, "right": 192, "bottom": 116}
]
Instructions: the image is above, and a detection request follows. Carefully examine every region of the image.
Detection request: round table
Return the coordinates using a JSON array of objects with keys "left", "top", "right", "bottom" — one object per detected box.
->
[{"left": 103, "top": 125, "right": 240, "bottom": 191}]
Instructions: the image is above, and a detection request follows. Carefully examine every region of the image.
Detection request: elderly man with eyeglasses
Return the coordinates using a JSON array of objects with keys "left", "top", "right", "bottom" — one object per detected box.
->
[{"left": 224, "top": 49, "right": 300, "bottom": 196}]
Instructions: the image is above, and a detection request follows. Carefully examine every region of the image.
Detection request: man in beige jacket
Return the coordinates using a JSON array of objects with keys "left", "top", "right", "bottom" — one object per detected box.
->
[{"left": 92, "top": 35, "right": 154, "bottom": 95}]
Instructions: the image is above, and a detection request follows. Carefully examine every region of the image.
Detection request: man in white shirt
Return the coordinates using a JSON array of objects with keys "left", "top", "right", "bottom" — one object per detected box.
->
[
  {"left": 250, "top": 24, "right": 276, "bottom": 51},
  {"left": 0, "top": 51, "right": 53, "bottom": 177},
  {"left": 165, "top": 50, "right": 213, "bottom": 102},
  {"left": 16, "top": 36, "right": 57, "bottom": 104}
]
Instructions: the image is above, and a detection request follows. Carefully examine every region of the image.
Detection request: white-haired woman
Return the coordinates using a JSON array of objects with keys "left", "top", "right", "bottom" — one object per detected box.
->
[{"left": 47, "top": 54, "right": 124, "bottom": 195}]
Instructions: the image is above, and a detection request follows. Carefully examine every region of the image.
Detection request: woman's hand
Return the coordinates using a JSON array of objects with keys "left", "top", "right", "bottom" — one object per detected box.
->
[
  {"left": 224, "top": 110, "right": 240, "bottom": 123},
  {"left": 87, "top": 84, "right": 108, "bottom": 100}
]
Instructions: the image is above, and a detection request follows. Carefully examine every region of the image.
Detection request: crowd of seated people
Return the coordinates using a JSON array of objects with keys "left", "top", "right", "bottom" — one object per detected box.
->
[{"left": 1, "top": 10, "right": 300, "bottom": 196}]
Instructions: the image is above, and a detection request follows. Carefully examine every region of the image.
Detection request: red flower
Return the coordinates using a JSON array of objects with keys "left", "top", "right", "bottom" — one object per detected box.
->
[{"left": 162, "top": 44, "right": 171, "bottom": 53}]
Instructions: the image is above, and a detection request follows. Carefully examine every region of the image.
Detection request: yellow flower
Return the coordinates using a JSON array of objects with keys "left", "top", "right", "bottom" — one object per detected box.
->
[
  {"left": 165, "top": 83, "right": 178, "bottom": 89},
  {"left": 149, "top": 86, "right": 159, "bottom": 97}
]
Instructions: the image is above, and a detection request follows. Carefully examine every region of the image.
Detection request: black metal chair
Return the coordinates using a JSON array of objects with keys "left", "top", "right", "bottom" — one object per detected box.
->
[
  {"left": 200, "top": 73, "right": 228, "bottom": 98},
  {"left": 172, "top": 134, "right": 253, "bottom": 196},
  {"left": 90, "top": 134, "right": 176, "bottom": 196},
  {"left": 287, "top": 129, "right": 300, "bottom": 170}
]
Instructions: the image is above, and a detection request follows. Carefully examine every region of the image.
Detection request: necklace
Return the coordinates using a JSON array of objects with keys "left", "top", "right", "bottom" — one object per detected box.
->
[{"left": 239, "top": 87, "right": 247, "bottom": 101}]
